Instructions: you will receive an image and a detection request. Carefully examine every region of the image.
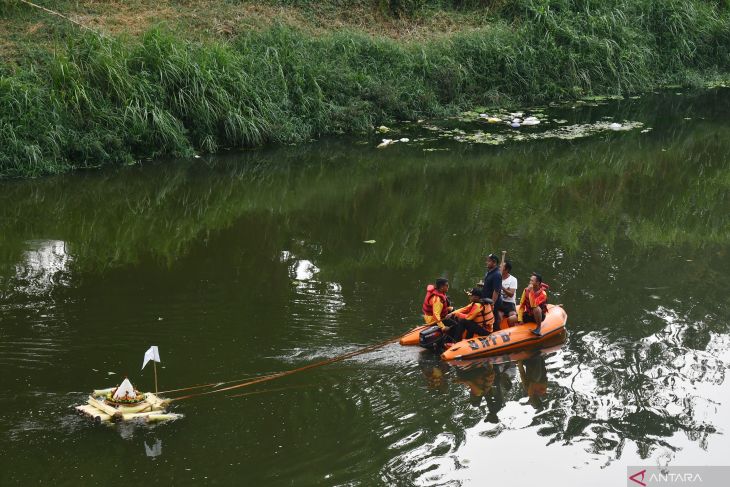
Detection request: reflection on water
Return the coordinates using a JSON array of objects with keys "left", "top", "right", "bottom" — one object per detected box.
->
[
  {"left": 144, "top": 438, "right": 163, "bottom": 458},
  {"left": 0, "top": 90, "right": 728, "bottom": 277},
  {"left": 279, "top": 249, "right": 347, "bottom": 347},
  {"left": 420, "top": 350, "right": 553, "bottom": 431},
  {"left": 1, "top": 89, "right": 730, "bottom": 485},
  {"left": 387, "top": 322, "right": 730, "bottom": 486},
  {"left": 13, "top": 239, "right": 72, "bottom": 296},
  {"left": 519, "top": 357, "right": 548, "bottom": 408}
]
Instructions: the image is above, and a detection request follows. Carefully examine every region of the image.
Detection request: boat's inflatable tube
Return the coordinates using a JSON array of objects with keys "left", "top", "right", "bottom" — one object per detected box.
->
[
  {"left": 447, "top": 332, "right": 567, "bottom": 367},
  {"left": 440, "top": 305, "right": 567, "bottom": 361},
  {"left": 400, "top": 325, "right": 431, "bottom": 345}
]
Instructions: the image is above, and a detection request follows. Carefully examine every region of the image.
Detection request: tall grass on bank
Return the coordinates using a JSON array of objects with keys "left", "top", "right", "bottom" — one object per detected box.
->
[{"left": 2, "top": 0, "right": 730, "bottom": 178}]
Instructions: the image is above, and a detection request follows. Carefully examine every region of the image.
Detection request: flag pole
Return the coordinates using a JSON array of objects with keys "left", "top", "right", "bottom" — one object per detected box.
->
[{"left": 153, "top": 360, "right": 158, "bottom": 395}]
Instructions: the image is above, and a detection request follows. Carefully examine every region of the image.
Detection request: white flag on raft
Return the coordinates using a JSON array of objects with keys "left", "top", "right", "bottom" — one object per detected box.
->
[{"left": 142, "top": 346, "right": 161, "bottom": 370}]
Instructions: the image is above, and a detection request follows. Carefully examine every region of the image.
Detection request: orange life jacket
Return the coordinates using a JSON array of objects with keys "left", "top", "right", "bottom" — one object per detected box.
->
[
  {"left": 522, "top": 284, "right": 549, "bottom": 316},
  {"left": 422, "top": 285, "right": 449, "bottom": 318},
  {"left": 461, "top": 302, "right": 495, "bottom": 330}
]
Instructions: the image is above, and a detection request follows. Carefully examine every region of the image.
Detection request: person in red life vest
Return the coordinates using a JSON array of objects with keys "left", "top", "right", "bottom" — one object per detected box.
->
[
  {"left": 446, "top": 288, "right": 495, "bottom": 338},
  {"left": 518, "top": 272, "right": 549, "bottom": 336},
  {"left": 422, "top": 278, "right": 459, "bottom": 339}
]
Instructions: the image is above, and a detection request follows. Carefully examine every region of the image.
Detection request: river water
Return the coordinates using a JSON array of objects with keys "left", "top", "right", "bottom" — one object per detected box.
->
[{"left": 1, "top": 89, "right": 729, "bottom": 486}]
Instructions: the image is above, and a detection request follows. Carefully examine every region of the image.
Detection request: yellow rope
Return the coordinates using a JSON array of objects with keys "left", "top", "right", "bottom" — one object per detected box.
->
[
  {"left": 156, "top": 373, "right": 281, "bottom": 395},
  {"left": 170, "top": 332, "right": 409, "bottom": 402}
]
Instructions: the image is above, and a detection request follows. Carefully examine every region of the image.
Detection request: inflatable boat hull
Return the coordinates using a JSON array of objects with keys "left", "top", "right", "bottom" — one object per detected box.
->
[{"left": 440, "top": 305, "right": 567, "bottom": 361}]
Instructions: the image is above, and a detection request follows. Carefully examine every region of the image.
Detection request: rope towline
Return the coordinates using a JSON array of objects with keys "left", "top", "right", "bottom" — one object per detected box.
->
[
  {"left": 169, "top": 331, "right": 410, "bottom": 402},
  {"left": 156, "top": 373, "right": 281, "bottom": 395}
]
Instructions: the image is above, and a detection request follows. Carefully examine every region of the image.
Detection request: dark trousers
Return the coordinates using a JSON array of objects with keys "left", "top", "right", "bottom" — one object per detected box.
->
[
  {"left": 443, "top": 318, "right": 491, "bottom": 341},
  {"left": 440, "top": 317, "right": 462, "bottom": 341},
  {"left": 461, "top": 319, "right": 491, "bottom": 338}
]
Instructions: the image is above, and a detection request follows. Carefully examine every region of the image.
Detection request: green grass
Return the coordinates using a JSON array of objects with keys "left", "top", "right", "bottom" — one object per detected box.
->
[{"left": 1, "top": 0, "right": 730, "bottom": 178}]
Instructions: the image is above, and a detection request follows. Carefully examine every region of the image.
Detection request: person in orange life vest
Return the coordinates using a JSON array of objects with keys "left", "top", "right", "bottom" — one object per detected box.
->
[
  {"left": 518, "top": 272, "right": 549, "bottom": 336},
  {"left": 446, "top": 288, "right": 495, "bottom": 338},
  {"left": 422, "top": 278, "right": 459, "bottom": 339}
]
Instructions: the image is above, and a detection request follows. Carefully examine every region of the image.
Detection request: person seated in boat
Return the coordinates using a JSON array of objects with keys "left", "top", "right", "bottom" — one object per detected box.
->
[
  {"left": 422, "top": 278, "right": 459, "bottom": 339},
  {"left": 446, "top": 288, "right": 495, "bottom": 338},
  {"left": 498, "top": 260, "right": 518, "bottom": 326},
  {"left": 518, "top": 272, "right": 549, "bottom": 336}
]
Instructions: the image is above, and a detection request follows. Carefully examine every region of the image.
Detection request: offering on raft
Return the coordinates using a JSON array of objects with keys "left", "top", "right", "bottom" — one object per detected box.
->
[{"left": 106, "top": 378, "right": 145, "bottom": 405}]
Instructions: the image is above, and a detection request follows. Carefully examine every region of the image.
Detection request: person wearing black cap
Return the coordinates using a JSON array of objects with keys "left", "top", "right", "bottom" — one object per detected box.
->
[
  {"left": 481, "top": 253, "right": 503, "bottom": 313},
  {"left": 446, "top": 288, "right": 496, "bottom": 338}
]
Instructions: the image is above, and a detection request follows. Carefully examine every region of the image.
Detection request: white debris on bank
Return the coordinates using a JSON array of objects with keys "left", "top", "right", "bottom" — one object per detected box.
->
[{"left": 376, "top": 137, "right": 410, "bottom": 148}]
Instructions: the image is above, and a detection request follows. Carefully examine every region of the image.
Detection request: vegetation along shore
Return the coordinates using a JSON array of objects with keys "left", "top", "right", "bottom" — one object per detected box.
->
[{"left": 1, "top": 0, "right": 729, "bottom": 178}]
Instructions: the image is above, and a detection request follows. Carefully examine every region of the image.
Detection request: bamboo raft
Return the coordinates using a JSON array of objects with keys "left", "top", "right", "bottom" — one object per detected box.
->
[{"left": 75, "top": 387, "right": 181, "bottom": 423}]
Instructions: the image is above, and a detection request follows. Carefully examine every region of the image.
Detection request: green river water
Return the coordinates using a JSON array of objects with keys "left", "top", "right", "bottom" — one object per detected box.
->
[{"left": 1, "top": 89, "right": 730, "bottom": 486}]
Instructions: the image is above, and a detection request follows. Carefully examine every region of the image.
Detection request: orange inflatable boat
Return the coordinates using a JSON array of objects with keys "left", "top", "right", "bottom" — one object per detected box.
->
[
  {"left": 446, "top": 328, "right": 567, "bottom": 367},
  {"left": 399, "top": 305, "right": 567, "bottom": 361},
  {"left": 441, "top": 305, "right": 567, "bottom": 360}
]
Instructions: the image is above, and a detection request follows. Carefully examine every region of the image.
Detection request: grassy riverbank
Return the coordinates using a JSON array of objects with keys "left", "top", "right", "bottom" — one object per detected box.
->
[{"left": 1, "top": 0, "right": 730, "bottom": 178}]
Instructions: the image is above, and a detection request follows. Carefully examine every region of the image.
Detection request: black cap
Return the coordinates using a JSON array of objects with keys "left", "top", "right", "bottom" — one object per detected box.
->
[
  {"left": 469, "top": 288, "right": 482, "bottom": 296},
  {"left": 487, "top": 253, "right": 499, "bottom": 263}
]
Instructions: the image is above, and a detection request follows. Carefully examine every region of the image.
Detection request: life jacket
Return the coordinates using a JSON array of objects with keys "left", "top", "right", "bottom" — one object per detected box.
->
[
  {"left": 521, "top": 283, "right": 549, "bottom": 317},
  {"left": 422, "top": 284, "right": 450, "bottom": 319},
  {"left": 461, "top": 302, "right": 495, "bottom": 330}
]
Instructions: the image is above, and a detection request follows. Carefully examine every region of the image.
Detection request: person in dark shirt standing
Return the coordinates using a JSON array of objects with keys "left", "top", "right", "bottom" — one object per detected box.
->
[{"left": 482, "top": 253, "right": 502, "bottom": 315}]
